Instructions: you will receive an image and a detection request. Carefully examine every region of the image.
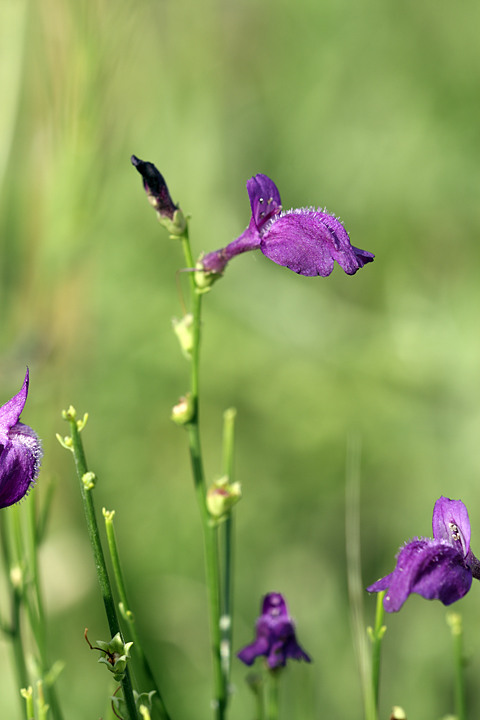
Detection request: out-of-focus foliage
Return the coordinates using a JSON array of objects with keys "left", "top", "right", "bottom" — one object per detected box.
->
[{"left": 1, "top": 0, "right": 480, "bottom": 718}]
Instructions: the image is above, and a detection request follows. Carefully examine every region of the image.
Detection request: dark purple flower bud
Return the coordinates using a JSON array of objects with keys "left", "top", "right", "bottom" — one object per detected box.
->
[
  {"left": 0, "top": 370, "right": 42, "bottom": 509},
  {"left": 131, "top": 155, "right": 186, "bottom": 235},
  {"left": 200, "top": 174, "right": 374, "bottom": 280},
  {"left": 367, "top": 497, "right": 480, "bottom": 612},
  {"left": 237, "top": 592, "right": 311, "bottom": 669}
]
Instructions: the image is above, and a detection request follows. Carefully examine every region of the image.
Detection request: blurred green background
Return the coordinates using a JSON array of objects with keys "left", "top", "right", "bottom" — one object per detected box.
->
[{"left": 2, "top": 0, "right": 480, "bottom": 718}]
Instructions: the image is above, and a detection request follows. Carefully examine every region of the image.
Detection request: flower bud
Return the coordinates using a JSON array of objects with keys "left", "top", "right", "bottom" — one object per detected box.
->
[
  {"left": 111, "top": 690, "right": 156, "bottom": 720},
  {"left": 172, "top": 313, "right": 194, "bottom": 358},
  {"left": 194, "top": 255, "right": 223, "bottom": 292},
  {"left": 389, "top": 708, "right": 406, "bottom": 720},
  {"left": 206, "top": 476, "right": 241, "bottom": 519},
  {"left": 82, "top": 472, "right": 96, "bottom": 490},
  {"left": 171, "top": 393, "right": 195, "bottom": 426},
  {"left": 131, "top": 155, "right": 186, "bottom": 236},
  {"left": 93, "top": 632, "right": 133, "bottom": 682}
]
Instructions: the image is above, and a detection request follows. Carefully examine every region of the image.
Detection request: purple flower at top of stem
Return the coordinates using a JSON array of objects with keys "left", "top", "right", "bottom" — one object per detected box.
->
[
  {"left": 200, "top": 174, "right": 374, "bottom": 279},
  {"left": 0, "top": 369, "right": 42, "bottom": 509},
  {"left": 367, "top": 496, "right": 480, "bottom": 612},
  {"left": 237, "top": 592, "right": 311, "bottom": 669}
]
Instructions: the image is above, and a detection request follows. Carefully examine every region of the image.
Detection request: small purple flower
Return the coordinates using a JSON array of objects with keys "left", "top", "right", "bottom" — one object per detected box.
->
[
  {"left": 0, "top": 369, "right": 42, "bottom": 509},
  {"left": 200, "top": 174, "right": 374, "bottom": 278},
  {"left": 367, "top": 497, "right": 480, "bottom": 613},
  {"left": 237, "top": 592, "right": 311, "bottom": 669}
]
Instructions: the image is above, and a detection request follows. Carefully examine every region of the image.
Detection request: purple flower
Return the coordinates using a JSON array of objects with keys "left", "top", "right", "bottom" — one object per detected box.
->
[
  {"left": 237, "top": 592, "right": 311, "bottom": 669},
  {"left": 200, "top": 174, "right": 374, "bottom": 278},
  {"left": 367, "top": 497, "right": 480, "bottom": 612},
  {"left": 0, "top": 370, "right": 42, "bottom": 509}
]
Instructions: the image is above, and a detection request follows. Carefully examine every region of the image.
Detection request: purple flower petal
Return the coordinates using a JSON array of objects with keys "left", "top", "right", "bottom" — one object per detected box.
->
[
  {"left": 367, "top": 572, "right": 394, "bottom": 594},
  {"left": 237, "top": 636, "right": 270, "bottom": 666},
  {"left": 0, "top": 369, "right": 29, "bottom": 445},
  {"left": 412, "top": 545, "right": 472, "bottom": 606},
  {"left": 247, "top": 174, "right": 282, "bottom": 232},
  {"left": 0, "top": 423, "right": 42, "bottom": 507},
  {"left": 284, "top": 636, "right": 312, "bottom": 663},
  {"left": 267, "top": 639, "right": 288, "bottom": 669},
  {"left": 353, "top": 246, "right": 375, "bottom": 268},
  {"left": 260, "top": 211, "right": 335, "bottom": 277},
  {"left": 261, "top": 592, "right": 288, "bottom": 617},
  {"left": 432, "top": 496, "right": 470, "bottom": 557},
  {"left": 0, "top": 370, "right": 43, "bottom": 509},
  {"left": 260, "top": 210, "right": 373, "bottom": 277},
  {"left": 387, "top": 540, "right": 472, "bottom": 611}
]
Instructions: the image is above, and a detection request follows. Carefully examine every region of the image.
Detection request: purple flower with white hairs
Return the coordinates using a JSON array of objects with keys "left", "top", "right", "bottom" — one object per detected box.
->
[
  {"left": 237, "top": 592, "right": 311, "bottom": 669},
  {"left": 367, "top": 497, "right": 480, "bottom": 612},
  {"left": 0, "top": 370, "right": 42, "bottom": 509},
  {"left": 200, "top": 174, "right": 374, "bottom": 278}
]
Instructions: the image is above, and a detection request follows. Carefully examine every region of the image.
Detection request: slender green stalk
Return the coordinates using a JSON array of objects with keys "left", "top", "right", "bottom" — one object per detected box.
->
[
  {"left": 1, "top": 509, "right": 28, "bottom": 720},
  {"left": 180, "top": 228, "right": 225, "bottom": 719},
  {"left": 66, "top": 415, "right": 138, "bottom": 720},
  {"left": 25, "top": 494, "right": 64, "bottom": 720},
  {"left": 103, "top": 509, "right": 171, "bottom": 720},
  {"left": 255, "top": 687, "right": 266, "bottom": 720},
  {"left": 220, "top": 408, "right": 237, "bottom": 698},
  {"left": 12, "top": 587, "right": 29, "bottom": 720},
  {"left": 245, "top": 673, "right": 265, "bottom": 720},
  {"left": 447, "top": 612, "right": 466, "bottom": 720},
  {"left": 20, "top": 686, "right": 34, "bottom": 720},
  {"left": 267, "top": 670, "right": 281, "bottom": 720},
  {"left": 370, "top": 590, "right": 386, "bottom": 712},
  {"left": 345, "top": 436, "right": 375, "bottom": 720}
]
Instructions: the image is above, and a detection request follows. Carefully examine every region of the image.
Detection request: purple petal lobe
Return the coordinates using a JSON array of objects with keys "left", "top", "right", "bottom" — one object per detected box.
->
[
  {"left": 261, "top": 212, "right": 335, "bottom": 277},
  {"left": 432, "top": 496, "right": 470, "bottom": 557},
  {"left": 237, "top": 636, "right": 270, "bottom": 666},
  {"left": 0, "top": 423, "right": 42, "bottom": 508},
  {"left": 246, "top": 175, "right": 282, "bottom": 233},
  {"left": 367, "top": 572, "right": 394, "bottom": 593},
  {"left": 380, "top": 539, "right": 471, "bottom": 612},
  {"left": 260, "top": 210, "right": 373, "bottom": 277},
  {"left": 284, "top": 636, "right": 312, "bottom": 663},
  {"left": 0, "top": 371, "right": 43, "bottom": 509},
  {"left": 353, "top": 246, "right": 375, "bottom": 268},
  {"left": 380, "top": 539, "right": 432, "bottom": 612},
  {"left": 0, "top": 369, "right": 29, "bottom": 445},
  {"left": 412, "top": 545, "right": 472, "bottom": 605},
  {"left": 261, "top": 592, "right": 288, "bottom": 617}
]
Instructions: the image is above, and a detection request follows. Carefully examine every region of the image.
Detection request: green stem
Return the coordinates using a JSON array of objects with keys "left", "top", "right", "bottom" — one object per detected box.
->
[
  {"left": 1, "top": 509, "right": 28, "bottom": 720},
  {"left": 447, "top": 612, "right": 466, "bottom": 720},
  {"left": 103, "top": 510, "right": 171, "bottom": 720},
  {"left": 12, "top": 588, "right": 29, "bottom": 720},
  {"left": 180, "top": 229, "right": 225, "bottom": 719},
  {"left": 220, "top": 408, "right": 237, "bottom": 699},
  {"left": 267, "top": 670, "right": 280, "bottom": 720},
  {"left": 67, "top": 416, "right": 138, "bottom": 720},
  {"left": 26, "top": 494, "right": 64, "bottom": 720},
  {"left": 370, "top": 590, "right": 386, "bottom": 719}
]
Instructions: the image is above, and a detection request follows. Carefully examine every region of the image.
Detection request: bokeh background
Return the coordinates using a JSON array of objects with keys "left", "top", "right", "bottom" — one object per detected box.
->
[{"left": 1, "top": 0, "right": 480, "bottom": 718}]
